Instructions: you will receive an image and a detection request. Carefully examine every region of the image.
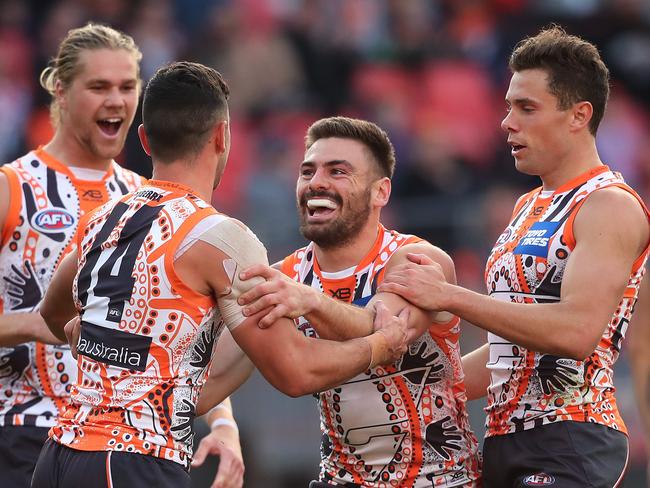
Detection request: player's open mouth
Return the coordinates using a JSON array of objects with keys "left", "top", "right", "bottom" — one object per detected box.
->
[
  {"left": 97, "top": 118, "right": 123, "bottom": 137},
  {"left": 509, "top": 141, "right": 526, "bottom": 156},
  {"left": 306, "top": 198, "right": 338, "bottom": 220}
]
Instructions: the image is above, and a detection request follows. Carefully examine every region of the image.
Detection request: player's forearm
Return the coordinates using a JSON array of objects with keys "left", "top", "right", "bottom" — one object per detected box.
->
[
  {"left": 304, "top": 292, "right": 373, "bottom": 340},
  {"left": 261, "top": 330, "right": 398, "bottom": 397},
  {"left": 0, "top": 312, "right": 61, "bottom": 346},
  {"left": 445, "top": 285, "right": 603, "bottom": 360},
  {"left": 272, "top": 336, "right": 372, "bottom": 396},
  {"left": 205, "top": 397, "right": 237, "bottom": 426},
  {"left": 461, "top": 343, "right": 490, "bottom": 400},
  {"left": 196, "top": 359, "right": 254, "bottom": 416}
]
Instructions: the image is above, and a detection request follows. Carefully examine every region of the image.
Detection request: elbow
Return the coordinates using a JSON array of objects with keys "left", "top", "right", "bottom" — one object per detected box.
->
[
  {"left": 276, "top": 375, "right": 313, "bottom": 398},
  {"left": 39, "top": 305, "right": 55, "bottom": 328},
  {"left": 557, "top": 325, "right": 600, "bottom": 361},
  {"left": 265, "top": 365, "right": 315, "bottom": 397}
]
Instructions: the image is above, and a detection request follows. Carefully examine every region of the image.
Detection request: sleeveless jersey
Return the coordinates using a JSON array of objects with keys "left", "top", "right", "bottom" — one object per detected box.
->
[
  {"left": 0, "top": 147, "right": 143, "bottom": 428},
  {"left": 51, "top": 181, "right": 225, "bottom": 468},
  {"left": 282, "top": 225, "right": 481, "bottom": 488},
  {"left": 484, "top": 165, "right": 650, "bottom": 436}
]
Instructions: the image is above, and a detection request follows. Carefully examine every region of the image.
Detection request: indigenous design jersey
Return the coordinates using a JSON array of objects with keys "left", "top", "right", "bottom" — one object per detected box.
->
[
  {"left": 485, "top": 166, "right": 650, "bottom": 436},
  {"left": 51, "top": 181, "right": 223, "bottom": 468},
  {"left": 0, "top": 148, "right": 142, "bottom": 428},
  {"left": 282, "top": 225, "right": 480, "bottom": 487}
]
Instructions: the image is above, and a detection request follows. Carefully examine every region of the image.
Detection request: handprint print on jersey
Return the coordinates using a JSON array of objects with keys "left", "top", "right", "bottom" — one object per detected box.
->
[
  {"left": 425, "top": 415, "right": 463, "bottom": 460},
  {"left": 0, "top": 345, "right": 30, "bottom": 384},
  {"left": 399, "top": 341, "right": 444, "bottom": 386},
  {"left": 536, "top": 354, "right": 581, "bottom": 395},
  {"left": 3, "top": 261, "right": 43, "bottom": 311}
]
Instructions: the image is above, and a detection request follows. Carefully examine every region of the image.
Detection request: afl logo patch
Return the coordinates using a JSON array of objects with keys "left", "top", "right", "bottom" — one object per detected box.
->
[
  {"left": 31, "top": 208, "right": 75, "bottom": 232},
  {"left": 523, "top": 473, "right": 555, "bottom": 486}
]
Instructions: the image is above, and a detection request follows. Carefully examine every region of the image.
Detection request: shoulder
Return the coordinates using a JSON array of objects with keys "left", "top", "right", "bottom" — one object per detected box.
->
[
  {"left": 387, "top": 240, "right": 456, "bottom": 283},
  {"left": 578, "top": 185, "right": 647, "bottom": 225},
  {"left": 112, "top": 163, "right": 146, "bottom": 188},
  {"left": 199, "top": 217, "right": 268, "bottom": 263},
  {"left": 512, "top": 187, "right": 541, "bottom": 214},
  {"left": 275, "top": 245, "right": 310, "bottom": 275},
  {"left": 575, "top": 186, "right": 649, "bottom": 250}
]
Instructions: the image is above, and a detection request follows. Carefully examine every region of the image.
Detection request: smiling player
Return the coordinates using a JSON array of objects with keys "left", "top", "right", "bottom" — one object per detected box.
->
[{"left": 0, "top": 23, "right": 145, "bottom": 487}]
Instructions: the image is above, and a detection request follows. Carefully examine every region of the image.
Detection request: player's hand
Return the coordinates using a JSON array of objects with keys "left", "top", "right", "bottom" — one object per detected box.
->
[
  {"left": 378, "top": 253, "right": 451, "bottom": 311},
  {"left": 372, "top": 301, "right": 409, "bottom": 365},
  {"left": 238, "top": 264, "right": 319, "bottom": 328},
  {"left": 64, "top": 316, "right": 81, "bottom": 358},
  {"left": 192, "top": 425, "right": 244, "bottom": 488}
]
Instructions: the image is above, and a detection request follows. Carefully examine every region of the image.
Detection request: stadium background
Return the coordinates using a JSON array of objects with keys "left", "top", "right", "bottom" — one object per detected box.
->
[{"left": 1, "top": 0, "right": 648, "bottom": 486}]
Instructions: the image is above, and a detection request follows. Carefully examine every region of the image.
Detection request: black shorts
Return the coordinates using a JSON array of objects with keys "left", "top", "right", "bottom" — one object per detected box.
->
[
  {"left": 0, "top": 425, "right": 49, "bottom": 488},
  {"left": 483, "top": 421, "right": 628, "bottom": 488},
  {"left": 31, "top": 438, "right": 191, "bottom": 488}
]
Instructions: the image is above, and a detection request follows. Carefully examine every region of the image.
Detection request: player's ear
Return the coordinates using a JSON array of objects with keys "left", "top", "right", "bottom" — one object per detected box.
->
[
  {"left": 373, "top": 177, "right": 391, "bottom": 208},
  {"left": 213, "top": 120, "right": 228, "bottom": 154},
  {"left": 570, "top": 101, "right": 593, "bottom": 133},
  {"left": 138, "top": 125, "right": 152, "bottom": 156}
]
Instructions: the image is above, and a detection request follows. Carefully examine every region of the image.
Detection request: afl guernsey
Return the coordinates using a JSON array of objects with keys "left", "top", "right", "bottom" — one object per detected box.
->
[
  {"left": 485, "top": 165, "right": 650, "bottom": 437},
  {"left": 51, "top": 181, "right": 229, "bottom": 468},
  {"left": 282, "top": 225, "right": 480, "bottom": 487},
  {"left": 0, "top": 147, "right": 143, "bottom": 428}
]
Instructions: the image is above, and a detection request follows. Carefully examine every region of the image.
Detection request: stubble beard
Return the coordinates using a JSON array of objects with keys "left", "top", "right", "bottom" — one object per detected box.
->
[{"left": 298, "top": 188, "right": 372, "bottom": 250}]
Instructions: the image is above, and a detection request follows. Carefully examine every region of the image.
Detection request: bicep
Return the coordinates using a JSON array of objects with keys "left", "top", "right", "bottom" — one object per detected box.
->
[
  {"left": 374, "top": 241, "right": 456, "bottom": 325},
  {"left": 562, "top": 190, "right": 649, "bottom": 336},
  {"left": 195, "top": 218, "right": 270, "bottom": 331}
]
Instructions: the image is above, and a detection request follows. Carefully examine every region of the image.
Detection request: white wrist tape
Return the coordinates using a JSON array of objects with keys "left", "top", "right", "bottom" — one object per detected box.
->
[{"left": 211, "top": 418, "right": 238, "bottom": 431}]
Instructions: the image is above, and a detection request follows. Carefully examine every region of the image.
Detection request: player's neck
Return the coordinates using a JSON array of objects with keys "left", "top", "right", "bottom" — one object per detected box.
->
[
  {"left": 313, "top": 221, "right": 380, "bottom": 272},
  {"left": 151, "top": 162, "right": 213, "bottom": 202},
  {"left": 540, "top": 139, "right": 602, "bottom": 191},
  {"left": 43, "top": 131, "right": 113, "bottom": 171}
]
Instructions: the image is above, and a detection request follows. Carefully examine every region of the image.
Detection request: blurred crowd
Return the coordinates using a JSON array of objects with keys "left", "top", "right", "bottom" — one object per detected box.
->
[{"left": 1, "top": 0, "right": 649, "bottom": 486}]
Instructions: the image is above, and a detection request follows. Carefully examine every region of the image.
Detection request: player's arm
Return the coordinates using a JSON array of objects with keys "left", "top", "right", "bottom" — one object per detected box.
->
[
  {"left": 238, "top": 242, "right": 455, "bottom": 342},
  {"left": 195, "top": 328, "right": 254, "bottom": 415},
  {"left": 185, "top": 219, "right": 408, "bottom": 397},
  {"left": 0, "top": 170, "right": 63, "bottom": 346},
  {"left": 193, "top": 398, "right": 244, "bottom": 488},
  {"left": 380, "top": 187, "right": 650, "bottom": 360},
  {"left": 628, "top": 271, "right": 650, "bottom": 454},
  {"left": 39, "top": 252, "right": 79, "bottom": 342},
  {"left": 461, "top": 343, "right": 490, "bottom": 400}
]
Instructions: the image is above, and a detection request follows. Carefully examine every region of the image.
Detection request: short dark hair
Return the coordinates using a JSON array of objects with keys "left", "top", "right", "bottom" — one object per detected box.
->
[
  {"left": 509, "top": 25, "right": 609, "bottom": 135},
  {"left": 305, "top": 116, "right": 396, "bottom": 179},
  {"left": 142, "top": 61, "right": 230, "bottom": 163}
]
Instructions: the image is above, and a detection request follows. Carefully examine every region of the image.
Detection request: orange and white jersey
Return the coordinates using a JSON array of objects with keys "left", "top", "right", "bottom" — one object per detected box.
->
[
  {"left": 282, "top": 225, "right": 480, "bottom": 488},
  {"left": 485, "top": 166, "right": 650, "bottom": 437},
  {"left": 51, "top": 181, "right": 227, "bottom": 468},
  {"left": 0, "top": 147, "right": 143, "bottom": 428}
]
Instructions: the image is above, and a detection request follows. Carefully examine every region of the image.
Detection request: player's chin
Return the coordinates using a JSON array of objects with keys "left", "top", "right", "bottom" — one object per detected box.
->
[{"left": 95, "top": 138, "right": 126, "bottom": 160}]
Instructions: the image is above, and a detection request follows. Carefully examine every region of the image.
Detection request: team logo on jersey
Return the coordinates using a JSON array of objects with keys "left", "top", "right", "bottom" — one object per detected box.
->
[
  {"left": 495, "top": 227, "right": 513, "bottom": 246},
  {"left": 523, "top": 473, "right": 555, "bottom": 486},
  {"left": 77, "top": 321, "right": 151, "bottom": 371},
  {"left": 31, "top": 208, "right": 75, "bottom": 233},
  {"left": 513, "top": 221, "right": 560, "bottom": 258}
]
